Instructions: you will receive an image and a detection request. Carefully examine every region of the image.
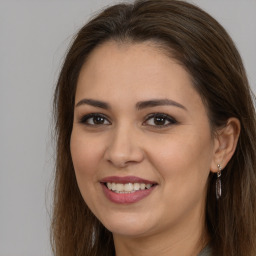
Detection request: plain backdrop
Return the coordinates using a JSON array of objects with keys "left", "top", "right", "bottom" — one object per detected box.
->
[{"left": 0, "top": 1, "right": 255, "bottom": 255}]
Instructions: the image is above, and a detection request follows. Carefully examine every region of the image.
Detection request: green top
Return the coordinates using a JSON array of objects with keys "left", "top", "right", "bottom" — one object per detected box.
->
[{"left": 198, "top": 245, "right": 212, "bottom": 256}]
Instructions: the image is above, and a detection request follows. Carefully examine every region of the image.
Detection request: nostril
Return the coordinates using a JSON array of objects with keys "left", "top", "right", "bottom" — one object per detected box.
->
[{"left": 104, "top": 134, "right": 144, "bottom": 167}]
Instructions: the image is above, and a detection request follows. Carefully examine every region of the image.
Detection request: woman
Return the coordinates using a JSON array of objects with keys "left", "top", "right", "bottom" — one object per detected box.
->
[{"left": 51, "top": 0, "right": 256, "bottom": 255}]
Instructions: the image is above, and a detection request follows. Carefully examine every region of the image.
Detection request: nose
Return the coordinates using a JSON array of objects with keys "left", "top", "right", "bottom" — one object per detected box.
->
[{"left": 104, "top": 125, "right": 144, "bottom": 168}]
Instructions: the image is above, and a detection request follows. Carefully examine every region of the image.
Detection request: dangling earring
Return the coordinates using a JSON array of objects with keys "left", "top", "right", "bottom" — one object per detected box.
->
[{"left": 216, "top": 164, "right": 222, "bottom": 200}]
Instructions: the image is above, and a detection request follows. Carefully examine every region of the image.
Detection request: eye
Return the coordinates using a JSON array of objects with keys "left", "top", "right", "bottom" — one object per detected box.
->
[
  {"left": 143, "top": 113, "right": 177, "bottom": 127},
  {"left": 79, "top": 113, "right": 111, "bottom": 126}
]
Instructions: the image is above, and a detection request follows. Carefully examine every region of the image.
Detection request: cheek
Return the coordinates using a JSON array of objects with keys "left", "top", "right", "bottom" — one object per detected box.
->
[
  {"left": 70, "top": 130, "right": 109, "bottom": 214},
  {"left": 147, "top": 130, "right": 213, "bottom": 196},
  {"left": 151, "top": 135, "right": 213, "bottom": 225},
  {"left": 70, "top": 131, "right": 105, "bottom": 183}
]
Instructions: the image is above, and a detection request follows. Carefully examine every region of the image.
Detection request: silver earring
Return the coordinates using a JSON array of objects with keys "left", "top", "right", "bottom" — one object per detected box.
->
[{"left": 216, "top": 164, "right": 222, "bottom": 200}]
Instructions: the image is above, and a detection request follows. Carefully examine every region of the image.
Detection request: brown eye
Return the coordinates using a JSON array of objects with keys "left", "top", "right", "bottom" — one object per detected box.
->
[
  {"left": 93, "top": 116, "right": 105, "bottom": 124},
  {"left": 154, "top": 116, "right": 167, "bottom": 125},
  {"left": 80, "top": 114, "right": 111, "bottom": 126},
  {"left": 144, "top": 113, "right": 177, "bottom": 127}
]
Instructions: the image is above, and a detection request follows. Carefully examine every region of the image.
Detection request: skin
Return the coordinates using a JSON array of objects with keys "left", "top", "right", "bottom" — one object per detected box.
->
[{"left": 70, "top": 41, "right": 240, "bottom": 256}]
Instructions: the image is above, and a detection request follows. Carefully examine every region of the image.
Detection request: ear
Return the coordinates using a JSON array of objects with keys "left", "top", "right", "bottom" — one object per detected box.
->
[{"left": 210, "top": 117, "right": 241, "bottom": 173}]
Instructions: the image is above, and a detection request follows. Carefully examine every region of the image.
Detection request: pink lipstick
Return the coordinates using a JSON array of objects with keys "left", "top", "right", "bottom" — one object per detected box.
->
[{"left": 100, "top": 176, "right": 157, "bottom": 204}]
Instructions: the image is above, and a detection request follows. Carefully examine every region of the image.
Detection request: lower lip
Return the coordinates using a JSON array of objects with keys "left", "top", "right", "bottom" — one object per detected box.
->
[{"left": 101, "top": 184, "right": 156, "bottom": 204}]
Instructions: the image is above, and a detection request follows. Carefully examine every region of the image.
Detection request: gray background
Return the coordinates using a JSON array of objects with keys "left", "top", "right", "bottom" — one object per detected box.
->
[{"left": 0, "top": 0, "right": 255, "bottom": 255}]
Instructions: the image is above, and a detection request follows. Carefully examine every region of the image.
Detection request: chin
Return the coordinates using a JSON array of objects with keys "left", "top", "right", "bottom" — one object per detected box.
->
[
  {"left": 108, "top": 224, "right": 152, "bottom": 238},
  {"left": 98, "top": 212, "right": 156, "bottom": 238}
]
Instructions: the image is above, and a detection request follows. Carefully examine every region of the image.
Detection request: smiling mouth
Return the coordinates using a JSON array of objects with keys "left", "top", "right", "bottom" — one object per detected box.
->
[
  {"left": 104, "top": 182, "right": 156, "bottom": 193},
  {"left": 100, "top": 176, "right": 158, "bottom": 203}
]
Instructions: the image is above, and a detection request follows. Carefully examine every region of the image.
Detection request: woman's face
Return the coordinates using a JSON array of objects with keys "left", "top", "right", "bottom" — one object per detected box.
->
[{"left": 70, "top": 41, "right": 217, "bottom": 238}]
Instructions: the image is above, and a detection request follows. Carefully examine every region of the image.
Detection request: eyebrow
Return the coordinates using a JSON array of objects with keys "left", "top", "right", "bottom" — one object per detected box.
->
[
  {"left": 136, "top": 99, "right": 187, "bottom": 111},
  {"left": 75, "top": 99, "right": 110, "bottom": 109},
  {"left": 75, "top": 98, "right": 187, "bottom": 111}
]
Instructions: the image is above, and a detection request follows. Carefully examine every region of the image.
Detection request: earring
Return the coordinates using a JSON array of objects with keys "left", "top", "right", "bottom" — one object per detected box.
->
[{"left": 216, "top": 164, "right": 222, "bottom": 200}]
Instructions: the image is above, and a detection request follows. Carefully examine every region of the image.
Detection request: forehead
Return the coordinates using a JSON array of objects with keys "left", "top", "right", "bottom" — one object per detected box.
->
[{"left": 75, "top": 40, "right": 203, "bottom": 111}]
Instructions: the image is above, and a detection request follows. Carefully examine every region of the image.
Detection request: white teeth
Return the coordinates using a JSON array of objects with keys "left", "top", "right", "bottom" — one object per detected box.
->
[
  {"left": 116, "top": 184, "right": 124, "bottom": 192},
  {"left": 124, "top": 183, "right": 133, "bottom": 192},
  {"left": 106, "top": 182, "right": 153, "bottom": 193},
  {"left": 111, "top": 183, "right": 116, "bottom": 191},
  {"left": 134, "top": 183, "right": 140, "bottom": 191},
  {"left": 140, "top": 184, "right": 146, "bottom": 190},
  {"left": 146, "top": 184, "right": 151, "bottom": 189}
]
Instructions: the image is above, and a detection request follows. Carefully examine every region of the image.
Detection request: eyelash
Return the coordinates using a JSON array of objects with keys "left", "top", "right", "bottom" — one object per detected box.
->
[
  {"left": 79, "top": 113, "right": 111, "bottom": 126},
  {"left": 143, "top": 113, "right": 177, "bottom": 128},
  {"left": 79, "top": 113, "right": 177, "bottom": 128}
]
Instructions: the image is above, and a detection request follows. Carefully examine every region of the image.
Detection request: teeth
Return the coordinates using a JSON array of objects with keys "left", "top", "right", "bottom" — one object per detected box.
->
[
  {"left": 134, "top": 183, "right": 140, "bottom": 191},
  {"left": 111, "top": 183, "right": 116, "bottom": 191},
  {"left": 140, "top": 183, "right": 146, "bottom": 190},
  {"left": 106, "top": 182, "right": 153, "bottom": 193},
  {"left": 146, "top": 184, "right": 151, "bottom": 189},
  {"left": 116, "top": 184, "right": 124, "bottom": 192},
  {"left": 124, "top": 183, "right": 133, "bottom": 192}
]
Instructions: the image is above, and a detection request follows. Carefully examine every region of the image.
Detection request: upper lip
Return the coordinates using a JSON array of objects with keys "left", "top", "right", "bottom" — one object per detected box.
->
[{"left": 100, "top": 176, "right": 157, "bottom": 184}]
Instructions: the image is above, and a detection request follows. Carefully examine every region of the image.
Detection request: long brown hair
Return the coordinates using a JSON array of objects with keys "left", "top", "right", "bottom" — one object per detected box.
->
[{"left": 52, "top": 0, "right": 256, "bottom": 255}]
